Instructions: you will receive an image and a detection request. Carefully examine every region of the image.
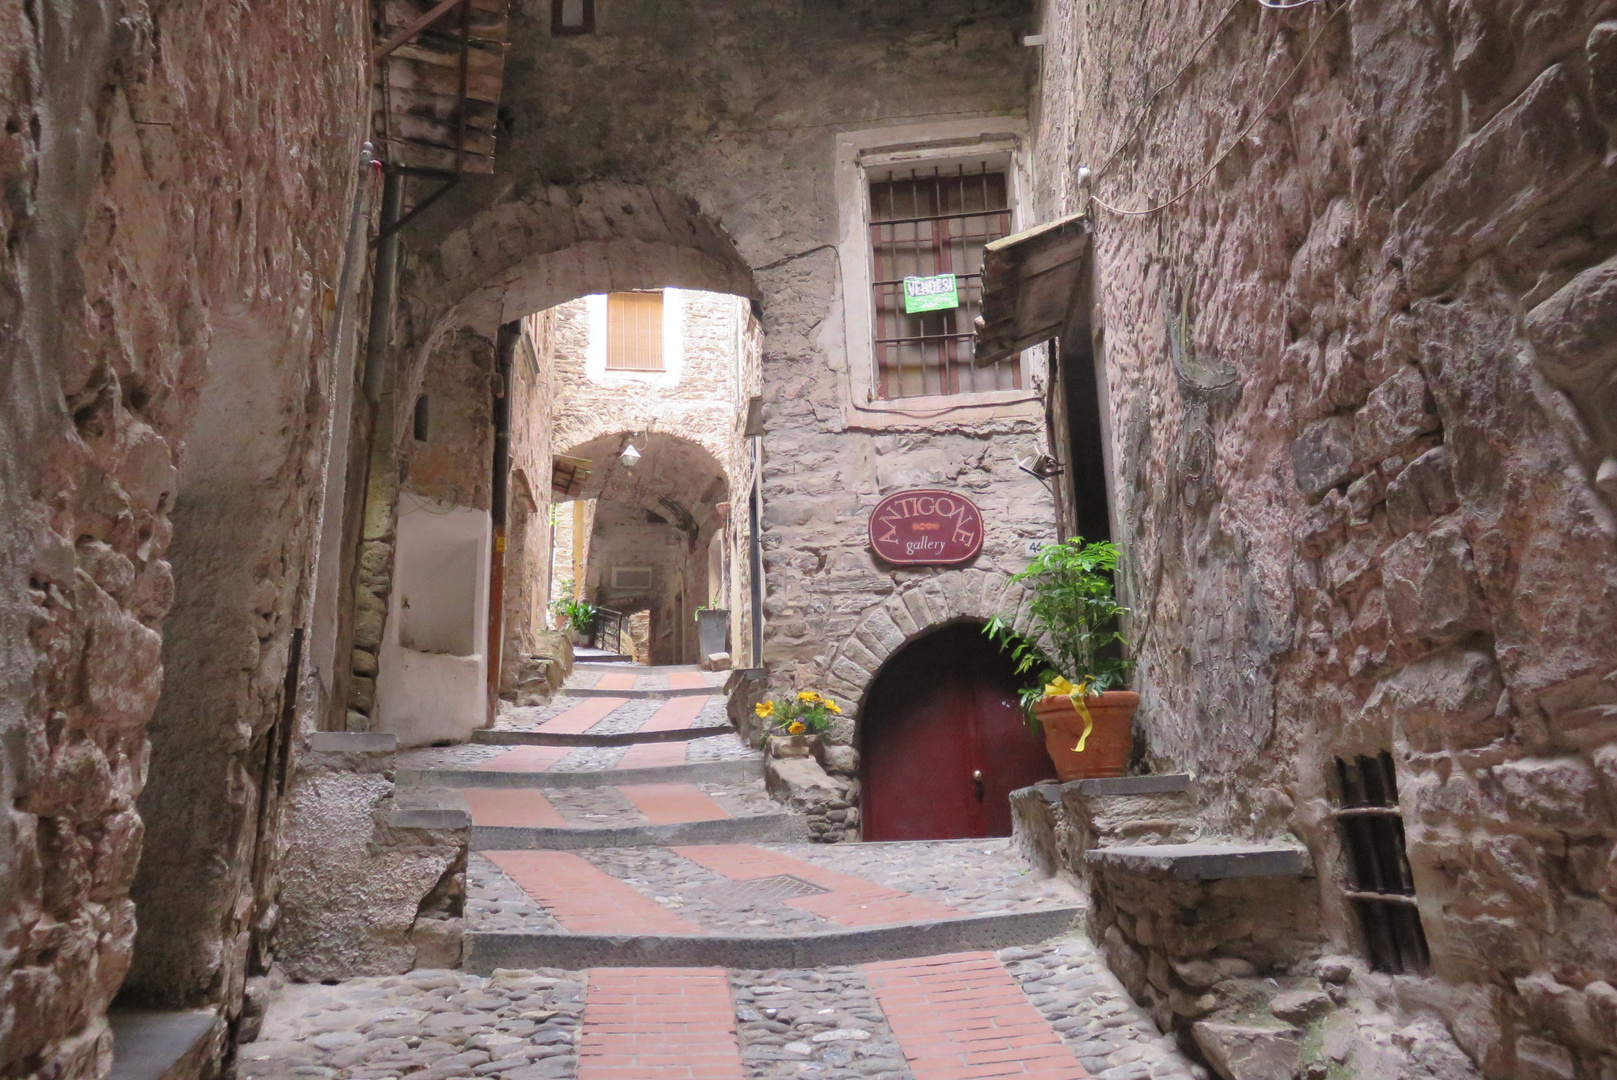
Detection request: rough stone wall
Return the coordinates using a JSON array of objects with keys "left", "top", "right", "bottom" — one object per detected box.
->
[
  {"left": 0, "top": 0, "right": 366, "bottom": 1075},
  {"left": 403, "top": 331, "right": 496, "bottom": 512},
  {"left": 502, "top": 323, "right": 556, "bottom": 690},
  {"left": 1030, "top": 0, "right": 1617, "bottom": 1074}
]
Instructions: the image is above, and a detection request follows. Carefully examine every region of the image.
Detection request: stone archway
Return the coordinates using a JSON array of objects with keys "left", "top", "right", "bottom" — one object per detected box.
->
[{"left": 820, "top": 569, "right": 1029, "bottom": 743}]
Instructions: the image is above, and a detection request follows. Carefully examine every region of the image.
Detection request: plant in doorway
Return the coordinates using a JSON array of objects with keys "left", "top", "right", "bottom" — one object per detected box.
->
[
  {"left": 984, "top": 537, "right": 1138, "bottom": 780},
  {"left": 754, "top": 690, "right": 842, "bottom": 756}
]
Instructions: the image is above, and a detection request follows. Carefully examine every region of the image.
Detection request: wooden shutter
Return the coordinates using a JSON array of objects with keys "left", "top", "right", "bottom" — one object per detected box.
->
[{"left": 606, "top": 292, "right": 664, "bottom": 371}]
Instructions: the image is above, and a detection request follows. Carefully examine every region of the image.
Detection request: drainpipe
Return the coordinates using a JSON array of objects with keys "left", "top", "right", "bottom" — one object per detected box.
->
[
  {"left": 363, "top": 170, "right": 404, "bottom": 404},
  {"left": 487, "top": 321, "right": 518, "bottom": 721},
  {"left": 749, "top": 439, "right": 764, "bottom": 668}
]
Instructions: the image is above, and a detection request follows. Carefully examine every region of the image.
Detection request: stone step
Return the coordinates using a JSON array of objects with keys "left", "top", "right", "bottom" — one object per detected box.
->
[
  {"left": 399, "top": 755, "right": 766, "bottom": 790},
  {"left": 464, "top": 906, "right": 1084, "bottom": 972},
  {"left": 572, "top": 649, "right": 634, "bottom": 663},
  {"left": 573, "top": 661, "right": 698, "bottom": 674},
  {"left": 472, "top": 812, "right": 810, "bottom": 850},
  {"left": 560, "top": 684, "right": 717, "bottom": 699},
  {"left": 472, "top": 724, "right": 734, "bottom": 747},
  {"left": 110, "top": 1009, "right": 220, "bottom": 1080},
  {"left": 1085, "top": 842, "right": 1313, "bottom": 881}
]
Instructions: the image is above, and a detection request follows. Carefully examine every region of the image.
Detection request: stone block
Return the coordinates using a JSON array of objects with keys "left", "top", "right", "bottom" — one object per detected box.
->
[
  {"left": 1191, "top": 1021, "right": 1302, "bottom": 1080},
  {"left": 1363, "top": 646, "right": 1506, "bottom": 752},
  {"left": 410, "top": 917, "right": 464, "bottom": 970},
  {"left": 1353, "top": 365, "right": 1438, "bottom": 466},
  {"left": 1396, "top": 64, "right": 1604, "bottom": 292},
  {"left": 1588, "top": 21, "right": 1617, "bottom": 128},
  {"left": 1381, "top": 518, "right": 1489, "bottom": 650},
  {"left": 1490, "top": 757, "right": 1602, "bottom": 832},
  {"left": 701, "top": 651, "right": 731, "bottom": 671},
  {"left": 1291, "top": 415, "right": 1357, "bottom": 499},
  {"left": 1524, "top": 252, "right": 1617, "bottom": 392},
  {"left": 351, "top": 675, "right": 377, "bottom": 712},
  {"left": 1268, "top": 989, "right": 1331, "bottom": 1024},
  {"left": 1084, "top": 843, "right": 1311, "bottom": 881},
  {"left": 853, "top": 608, "right": 905, "bottom": 664},
  {"left": 1385, "top": 446, "right": 1458, "bottom": 538},
  {"left": 352, "top": 648, "right": 379, "bottom": 677},
  {"left": 815, "top": 743, "right": 859, "bottom": 776},
  {"left": 765, "top": 756, "right": 842, "bottom": 806}
]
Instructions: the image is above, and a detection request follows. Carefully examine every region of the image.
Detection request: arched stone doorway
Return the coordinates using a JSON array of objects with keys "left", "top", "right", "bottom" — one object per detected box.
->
[{"left": 859, "top": 621, "right": 1053, "bottom": 841}]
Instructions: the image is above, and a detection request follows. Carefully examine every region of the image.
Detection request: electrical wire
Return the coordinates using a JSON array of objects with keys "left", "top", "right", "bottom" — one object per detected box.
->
[{"left": 1090, "top": 0, "right": 1353, "bottom": 219}]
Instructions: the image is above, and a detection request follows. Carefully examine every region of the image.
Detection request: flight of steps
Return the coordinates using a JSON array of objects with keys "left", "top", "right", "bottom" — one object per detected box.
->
[{"left": 393, "top": 661, "right": 1087, "bottom": 974}]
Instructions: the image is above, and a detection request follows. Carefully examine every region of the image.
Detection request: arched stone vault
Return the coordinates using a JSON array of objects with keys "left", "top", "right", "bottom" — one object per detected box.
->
[
  {"left": 822, "top": 569, "right": 1030, "bottom": 744},
  {"left": 407, "top": 179, "right": 757, "bottom": 343}
]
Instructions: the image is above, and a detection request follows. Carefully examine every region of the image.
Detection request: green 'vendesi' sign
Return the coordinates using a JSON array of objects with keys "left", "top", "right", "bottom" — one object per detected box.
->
[{"left": 903, "top": 273, "right": 959, "bottom": 314}]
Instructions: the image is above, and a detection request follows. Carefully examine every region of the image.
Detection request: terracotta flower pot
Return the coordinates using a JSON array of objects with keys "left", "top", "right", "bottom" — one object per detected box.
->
[{"left": 1033, "top": 690, "right": 1140, "bottom": 780}]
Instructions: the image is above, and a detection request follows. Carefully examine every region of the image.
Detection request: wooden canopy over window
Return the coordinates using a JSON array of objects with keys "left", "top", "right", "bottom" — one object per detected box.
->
[
  {"left": 607, "top": 292, "right": 665, "bottom": 371},
  {"left": 551, "top": 455, "right": 592, "bottom": 499},
  {"left": 973, "top": 212, "right": 1092, "bottom": 366}
]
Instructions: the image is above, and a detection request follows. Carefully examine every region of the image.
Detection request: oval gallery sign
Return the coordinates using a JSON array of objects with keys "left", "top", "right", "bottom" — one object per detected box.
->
[{"left": 868, "top": 489, "right": 985, "bottom": 566}]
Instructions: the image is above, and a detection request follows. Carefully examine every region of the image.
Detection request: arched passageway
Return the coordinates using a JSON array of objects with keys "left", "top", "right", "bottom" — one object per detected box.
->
[{"left": 859, "top": 621, "right": 1053, "bottom": 841}]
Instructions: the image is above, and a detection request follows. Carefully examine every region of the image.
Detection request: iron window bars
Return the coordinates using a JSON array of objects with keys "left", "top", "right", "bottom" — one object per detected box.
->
[
  {"left": 1332, "top": 752, "right": 1430, "bottom": 974},
  {"left": 869, "top": 163, "right": 1020, "bottom": 399}
]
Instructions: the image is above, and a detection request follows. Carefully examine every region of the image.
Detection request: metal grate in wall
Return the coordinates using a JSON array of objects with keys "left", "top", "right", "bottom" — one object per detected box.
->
[
  {"left": 1332, "top": 752, "right": 1430, "bottom": 974},
  {"left": 869, "top": 164, "right": 1020, "bottom": 399}
]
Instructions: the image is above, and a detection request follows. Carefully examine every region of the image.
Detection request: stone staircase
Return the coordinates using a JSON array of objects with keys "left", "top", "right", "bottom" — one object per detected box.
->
[
  {"left": 394, "top": 662, "right": 1092, "bottom": 974},
  {"left": 244, "top": 664, "right": 1205, "bottom": 1080}
]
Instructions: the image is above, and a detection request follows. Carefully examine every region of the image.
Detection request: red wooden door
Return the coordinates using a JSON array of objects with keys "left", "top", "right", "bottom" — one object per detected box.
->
[{"left": 860, "top": 623, "right": 1054, "bottom": 841}]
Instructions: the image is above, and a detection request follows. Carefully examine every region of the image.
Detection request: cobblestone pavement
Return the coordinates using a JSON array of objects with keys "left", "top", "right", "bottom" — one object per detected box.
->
[
  {"left": 494, "top": 695, "right": 730, "bottom": 736},
  {"left": 460, "top": 780, "right": 786, "bottom": 830},
  {"left": 560, "top": 666, "right": 727, "bottom": 692},
  {"left": 242, "top": 946, "right": 1202, "bottom": 1080},
  {"left": 398, "top": 729, "right": 757, "bottom": 773},
  {"left": 465, "top": 842, "right": 1081, "bottom": 937}
]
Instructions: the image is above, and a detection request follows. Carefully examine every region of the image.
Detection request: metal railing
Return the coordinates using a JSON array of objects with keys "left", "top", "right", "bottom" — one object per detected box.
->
[{"left": 591, "top": 608, "right": 626, "bottom": 655}]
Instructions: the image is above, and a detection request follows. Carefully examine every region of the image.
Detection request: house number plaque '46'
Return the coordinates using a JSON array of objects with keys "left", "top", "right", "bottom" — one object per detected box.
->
[{"left": 868, "top": 489, "right": 985, "bottom": 566}]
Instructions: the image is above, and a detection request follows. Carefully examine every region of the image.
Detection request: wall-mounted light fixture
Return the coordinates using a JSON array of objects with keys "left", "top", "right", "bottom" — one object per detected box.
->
[
  {"left": 1017, "top": 453, "right": 1065, "bottom": 481},
  {"left": 620, "top": 442, "right": 643, "bottom": 469}
]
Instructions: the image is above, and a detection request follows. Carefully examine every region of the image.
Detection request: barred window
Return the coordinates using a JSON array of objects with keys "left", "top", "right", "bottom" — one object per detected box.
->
[
  {"left": 869, "top": 163, "right": 1019, "bottom": 399},
  {"left": 1333, "top": 752, "right": 1429, "bottom": 973},
  {"left": 606, "top": 291, "right": 664, "bottom": 372}
]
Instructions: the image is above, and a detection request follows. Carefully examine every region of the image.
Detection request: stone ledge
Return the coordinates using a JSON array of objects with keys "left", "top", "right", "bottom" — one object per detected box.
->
[
  {"left": 472, "top": 724, "right": 732, "bottom": 747},
  {"left": 1085, "top": 843, "right": 1312, "bottom": 881},
  {"left": 561, "top": 686, "right": 717, "bottom": 699},
  {"left": 110, "top": 1010, "right": 220, "bottom": 1080},
  {"left": 464, "top": 905, "right": 1083, "bottom": 972},
  {"left": 398, "top": 757, "right": 765, "bottom": 790},
  {"left": 1070, "top": 773, "right": 1192, "bottom": 797},
  {"left": 310, "top": 731, "right": 397, "bottom": 754},
  {"left": 469, "top": 812, "right": 809, "bottom": 850}
]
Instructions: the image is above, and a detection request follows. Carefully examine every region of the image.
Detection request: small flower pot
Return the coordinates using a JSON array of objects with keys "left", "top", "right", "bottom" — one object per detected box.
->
[
  {"left": 1033, "top": 691, "right": 1140, "bottom": 780},
  {"left": 767, "top": 734, "right": 819, "bottom": 759}
]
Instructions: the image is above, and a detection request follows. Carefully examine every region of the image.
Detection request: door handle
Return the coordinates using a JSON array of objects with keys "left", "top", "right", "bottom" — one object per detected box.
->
[{"left": 972, "top": 769, "right": 984, "bottom": 799}]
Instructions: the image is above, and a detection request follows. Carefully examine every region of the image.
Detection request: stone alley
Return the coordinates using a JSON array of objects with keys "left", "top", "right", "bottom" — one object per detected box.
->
[{"left": 3, "top": 1, "right": 1617, "bottom": 1080}]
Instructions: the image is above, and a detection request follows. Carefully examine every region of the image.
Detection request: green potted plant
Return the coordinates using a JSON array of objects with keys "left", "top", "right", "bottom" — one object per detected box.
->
[
  {"left": 550, "top": 595, "right": 597, "bottom": 641},
  {"left": 984, "top": 537, "right": 1137, "bottom": 780}
]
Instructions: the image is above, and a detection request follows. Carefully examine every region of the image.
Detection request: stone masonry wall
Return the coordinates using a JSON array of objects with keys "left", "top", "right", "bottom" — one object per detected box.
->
[
  {"left": 0, "top": 0, "right": 366, "bottom": 1076},
  {"left": 396, "top": 0, "right": 1049, "bottom": 730},
  {"left": 1030, "top": 0, "right": 1617, "bottom": 1074}
]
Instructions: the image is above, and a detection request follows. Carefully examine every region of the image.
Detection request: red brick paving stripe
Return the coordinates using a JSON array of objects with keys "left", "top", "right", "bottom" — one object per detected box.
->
[
  {"left": 615, "top": 740, "right": 689, "bottom": 769},
  {"left": 579, "top": 968, "right": 746, "bottom": 1080},
  {"left": 671, "top": 845, "right": 960, "bottom": 927},
  {"left": 484, "top": 851, "right": 702, "bottom": 935},
  {"left": 640, "top": 696, "right": 710, "bottom": 732},
  {"left": 666, "top": 671, "right": 709, "bottom": 690},
  {"left": 594, "top": 672, "right": 639, "bottom": 691},
  {"left": 539, "top": 696, "right": 631, "bottom": 734},
  {"left": 476, "top": 744, "right": 572, "bottom": 772},
  {"left": 460, "top": 788, "right": 568, "bottom": 828},
  {"left": 865, "top": 953, "right": 1088, "bottom": 1079},
  {"left": 616, "top": 783, "right": 731, "bottom": 825}
]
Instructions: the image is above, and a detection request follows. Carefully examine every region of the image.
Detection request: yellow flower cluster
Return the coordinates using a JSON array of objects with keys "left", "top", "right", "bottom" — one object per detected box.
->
[
  {"left": 796, "top": 690, "right": 821, "bottom": 703},
  {"left": 754, "top": 700, "right": 775, "bottom": 719},
  {"left": 787, "top": 721, "right": 806, "bottom": 735}
]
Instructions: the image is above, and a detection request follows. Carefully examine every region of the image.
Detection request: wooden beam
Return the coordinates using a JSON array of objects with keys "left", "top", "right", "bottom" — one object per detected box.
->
[{"left": 373, "top": 0, "right": 467, "bottom": 63}]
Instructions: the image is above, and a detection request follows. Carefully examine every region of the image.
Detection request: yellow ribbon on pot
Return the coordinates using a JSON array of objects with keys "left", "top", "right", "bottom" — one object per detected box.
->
[{"left": 1044, "top": 675, "right": 1097, "bottom": 752}]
